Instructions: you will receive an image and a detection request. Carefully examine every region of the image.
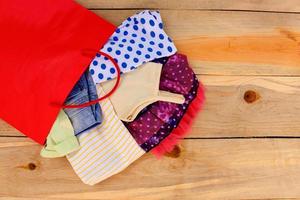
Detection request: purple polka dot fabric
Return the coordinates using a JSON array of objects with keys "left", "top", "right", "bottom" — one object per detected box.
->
[
  {"left": 124, "top": 54, "right": 199, "bottom": 152},
  {"left": 89, "top": 10, "right": 177, "bottom": 83}
]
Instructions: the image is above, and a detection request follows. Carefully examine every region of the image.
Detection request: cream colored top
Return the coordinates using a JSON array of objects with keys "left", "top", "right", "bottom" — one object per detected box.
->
[{"left": 101, "top": 62, "right": 185, "bottom": 122}]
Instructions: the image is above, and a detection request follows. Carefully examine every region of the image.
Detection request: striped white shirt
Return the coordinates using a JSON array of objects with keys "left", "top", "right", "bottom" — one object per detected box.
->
[{"left": 67, "top": 85, "right": 145, "bottom": 185}]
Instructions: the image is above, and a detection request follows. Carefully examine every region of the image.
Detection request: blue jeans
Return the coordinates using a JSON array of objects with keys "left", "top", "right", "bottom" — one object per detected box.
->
[{"left": 64, "top": 69, "right": 102, "bottom": 135}]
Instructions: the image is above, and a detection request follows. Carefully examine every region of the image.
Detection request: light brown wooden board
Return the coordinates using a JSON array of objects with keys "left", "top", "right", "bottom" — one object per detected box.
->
[
  {"left": 76, "top": 0, "right": 300, "bottom": 12},
  {"left": 2, "top": 10, "right": 300, "bottom": 137},
  {"left": 1, "top": 137, "right": 300, "bottom": 199},
  {"left": 2, "top": 75, "right": 300, "bottom": 138},
  {"left": 2, "top": 3, "right": 300, "bottom": 200},
  {"left": 94, "top": 10, "right": 300, "bottom": 76}
]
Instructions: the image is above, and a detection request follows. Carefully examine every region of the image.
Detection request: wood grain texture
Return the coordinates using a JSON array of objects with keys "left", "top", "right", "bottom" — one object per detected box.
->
[
  {"left": 1, "top": 138, "right": 300, "bottom": 199},
  {"left": 2, "top": 76, "right": 300, "bottom": 138},
  {"left": 193, "top": 76, "right": 300, "bottom": 137},
  {"left": 3, "top": 10, "right": 300, "bottom": 136},
  {"left": 2, "top": 2, "right": 300, "bottom": 199},
  {"left": 93, "top": 10, "right": 300, "bottom": 75},
  {"left": 3, "top": 11, "right": 300, "bottom": 137},
  {"left": 76, "top": 0, "right": 300, "bottom": 12}
]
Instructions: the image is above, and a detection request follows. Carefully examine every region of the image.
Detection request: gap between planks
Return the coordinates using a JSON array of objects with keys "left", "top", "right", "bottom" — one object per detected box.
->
[
  {"left": 75, "top": 0, "right": 300, "bottom": 13},
  {"left": 1, "top": 135, "right": 300, "bottom": 139},
  {"left": 88, "top": 8, "right": 300, "bottom": 15}
]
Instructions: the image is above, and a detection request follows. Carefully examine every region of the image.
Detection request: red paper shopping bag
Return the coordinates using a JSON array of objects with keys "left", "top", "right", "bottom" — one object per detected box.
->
[{"left": 0, "top": 0, "right": 116, "bottom": 144}]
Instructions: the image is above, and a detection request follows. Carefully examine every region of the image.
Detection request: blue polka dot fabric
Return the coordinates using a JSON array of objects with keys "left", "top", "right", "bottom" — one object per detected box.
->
[{"left": 89, "top": 10, "right": 177, "bottom": 84}]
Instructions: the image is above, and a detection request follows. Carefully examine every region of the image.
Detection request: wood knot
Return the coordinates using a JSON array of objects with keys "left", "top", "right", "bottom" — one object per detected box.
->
[
  {"left": 165, "top": 145, "right": 182, "bottom": 158},
  {"left": 244, "top": 90, "right": 258, "bottom": 103},
  {"left": 28, "top": 163, "right": 36, "bottom": 170}
]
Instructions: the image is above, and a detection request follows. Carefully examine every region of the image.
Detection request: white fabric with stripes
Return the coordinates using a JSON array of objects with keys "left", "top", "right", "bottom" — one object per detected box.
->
[{"left": 67, "top": 85, "right": 145, "bottom": 185}]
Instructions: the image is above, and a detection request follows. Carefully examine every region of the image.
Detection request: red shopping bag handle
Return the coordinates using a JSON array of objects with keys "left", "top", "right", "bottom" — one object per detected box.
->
[{"left": 60, "top": 51, "right": 121, "bottom": 109}]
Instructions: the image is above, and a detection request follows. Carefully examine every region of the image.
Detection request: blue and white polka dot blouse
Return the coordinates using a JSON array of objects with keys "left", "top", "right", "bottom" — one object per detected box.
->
[{"left": 89, "top": 10, "right": 177, "bottom": 83}]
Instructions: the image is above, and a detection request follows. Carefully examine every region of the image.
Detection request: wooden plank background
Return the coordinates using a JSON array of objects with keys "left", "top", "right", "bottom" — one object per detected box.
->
[{"left": 1, "top": 1, "right": 300, "bottom": 199}]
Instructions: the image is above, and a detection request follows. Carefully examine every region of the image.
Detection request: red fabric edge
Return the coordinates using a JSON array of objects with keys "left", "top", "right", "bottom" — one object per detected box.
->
[
  {"left": 151, "top": 82, "right": 205, "bottom": 158},
  {"left": 37, "top": 26, "right": 116, "bottom": 145}
]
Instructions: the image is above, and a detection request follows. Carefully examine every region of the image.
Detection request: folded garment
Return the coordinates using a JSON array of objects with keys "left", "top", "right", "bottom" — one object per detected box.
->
[
  {"left": 152, "top": 80, "right": 204, "bottom": 157},
  {"left": 139, "top": 76, "right": 199, "bottom": 152},
  {"left": 64, "top": 69, "right": 102, "bottom": 135},
  {"left": 89, "top": 10, "right": 177, "bottom": 83},
  {"left": 101, "top": 62, "right": 185, "bottom": 122},
  {"left": 125, "top": 54, "right": 205, "bottom": 154},
  {"left": 40, "top": 110, "right": 80, "bottom": 158},
  {"left": 67, "top": 85, "right": 145, "bottom": 185}
]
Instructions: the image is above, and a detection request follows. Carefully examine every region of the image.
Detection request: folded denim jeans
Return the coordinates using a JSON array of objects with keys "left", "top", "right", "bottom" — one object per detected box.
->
[{"left": 64, "top": 69, "right": 102, "bottom": 135}]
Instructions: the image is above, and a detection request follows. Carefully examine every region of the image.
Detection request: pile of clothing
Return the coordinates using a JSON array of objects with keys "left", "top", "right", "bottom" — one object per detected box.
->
[{"left": 43, "top": 10, "right": 205, "bottom": 185}]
